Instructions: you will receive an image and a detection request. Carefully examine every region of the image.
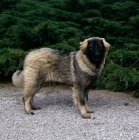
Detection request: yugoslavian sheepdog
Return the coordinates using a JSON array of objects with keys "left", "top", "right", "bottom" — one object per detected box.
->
[{"left": 12, "top": 37, "right": 110, "bottom": 119}]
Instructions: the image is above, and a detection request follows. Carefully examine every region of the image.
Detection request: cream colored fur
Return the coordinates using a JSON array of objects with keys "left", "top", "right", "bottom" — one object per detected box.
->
[
  {"left": 80, "top": 37, "right": 110, "bottom": 53},
  {"left": 12, "top": 37, "right": 110, "bottom": 119},
  {"left": 76, "top": 50, "right": 98, "bottom": 76},
  {"left": 78, "top": 37, "right": 110, "bottom": 76},
  {"left": 12, "top": 70, "right": 24, "bottom": 87}
]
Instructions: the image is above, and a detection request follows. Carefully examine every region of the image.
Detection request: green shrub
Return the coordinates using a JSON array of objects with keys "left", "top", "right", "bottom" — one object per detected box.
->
[
  {"left": 97, "top": 63, "right": 139, "bottom": 91},
  {"left": 0, "top": 48, "right": 26, "bottom": 76},
  {"left": 0, "top": 0, "right": 139, "bottom": 92}
]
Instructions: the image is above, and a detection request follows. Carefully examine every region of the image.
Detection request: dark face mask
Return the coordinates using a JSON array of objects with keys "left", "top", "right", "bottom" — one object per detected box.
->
[{"left": 86, "top": 39, "right": 106, "bottom": 66}]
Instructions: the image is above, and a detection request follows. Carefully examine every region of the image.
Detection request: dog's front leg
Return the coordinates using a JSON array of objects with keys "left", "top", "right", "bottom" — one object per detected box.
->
[
  {"left": 72, "top": 86, "right": 91, "bottom": 119},
  {"left": 84, "top": 89, "right": 94, "bottom": 113}
]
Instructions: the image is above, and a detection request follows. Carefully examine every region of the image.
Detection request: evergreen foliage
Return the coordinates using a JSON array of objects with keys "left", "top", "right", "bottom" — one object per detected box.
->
[
  {"left": 0, "top": 0, "right": 139, "bottom": 92},
  {"left": 0, "top": 48, "right": 26, "bottom": 75}
]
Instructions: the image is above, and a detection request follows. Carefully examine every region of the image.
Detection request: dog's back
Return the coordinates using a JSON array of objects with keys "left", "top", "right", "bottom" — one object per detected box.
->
[{"left": 24, "top": 48, "right": 72, "bottom": 85}]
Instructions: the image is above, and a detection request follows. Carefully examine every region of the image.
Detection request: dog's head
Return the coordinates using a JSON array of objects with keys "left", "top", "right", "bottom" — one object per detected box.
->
[{"left": 80, "top": 37, "right": 110, "bottom": 66}]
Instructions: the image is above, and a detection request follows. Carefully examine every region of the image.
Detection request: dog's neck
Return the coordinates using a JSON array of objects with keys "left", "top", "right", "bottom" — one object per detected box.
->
[{"left": 75, "top": 51, "right": 104, "bottom": 76}]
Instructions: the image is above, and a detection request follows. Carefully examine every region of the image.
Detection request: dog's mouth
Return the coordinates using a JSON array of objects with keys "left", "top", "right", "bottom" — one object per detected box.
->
[
  {"left": 93, "top": 57, "right": 100, "bottom": 62},
  {"left": 94, "top": 58, "right": 99, "bottom": 60}
]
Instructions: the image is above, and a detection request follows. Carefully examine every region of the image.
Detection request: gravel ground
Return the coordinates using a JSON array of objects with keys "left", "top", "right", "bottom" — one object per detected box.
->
[{"left": 0, "top": 85, "right": 139, "bottom": 140}]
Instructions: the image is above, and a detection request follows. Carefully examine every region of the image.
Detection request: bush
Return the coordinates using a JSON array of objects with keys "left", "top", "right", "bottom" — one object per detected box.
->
[
  {"left": 0, "top": 0, "right": 139, "bottom": 92},
  {"left": 0, "top": 48, "right": 26, "bottom": 76},
  {"left": 97, "top": 63, "right": 139, "bottom": 91}
]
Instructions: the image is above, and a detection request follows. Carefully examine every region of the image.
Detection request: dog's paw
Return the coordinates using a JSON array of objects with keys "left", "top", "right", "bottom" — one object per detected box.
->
[
  {"left": 31, "top": 106, "right": 41, "bottom": 110},
  {"left": 31, "top": 112, "right": 35, "bottom": 115},
  {"left": 82, "top": 113, "right": 91, "bottom": 119},
  {"left": 86, "top": 109, "right": 94, "bottom": 113},
  {"left": 25, "top": 110, "right": 35, "bottom": 115}
]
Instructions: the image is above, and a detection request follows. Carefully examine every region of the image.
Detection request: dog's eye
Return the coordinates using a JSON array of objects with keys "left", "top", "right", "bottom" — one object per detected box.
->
[
  {"left": 98, "top": 44, "right": 102, "bottom": 47},
  {"left": 98, "top": 44, "right": 103, "bottom": 49},
  {"left": 89, "top": 46, "right": 94, "bottom": 50}
]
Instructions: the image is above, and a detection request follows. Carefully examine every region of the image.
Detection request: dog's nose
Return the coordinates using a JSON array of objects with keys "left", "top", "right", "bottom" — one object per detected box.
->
[{"left": 95, "top": 52, "right": 99, "bottom": 57}]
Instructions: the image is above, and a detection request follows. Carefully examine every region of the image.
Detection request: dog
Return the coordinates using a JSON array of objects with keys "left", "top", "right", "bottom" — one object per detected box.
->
[{"left": 12, "top": 37, "right": 110, "bottom": 119}]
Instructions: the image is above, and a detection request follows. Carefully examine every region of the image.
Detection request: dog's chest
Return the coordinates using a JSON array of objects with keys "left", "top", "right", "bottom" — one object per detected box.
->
[{"left": 73, "top": 58, "right": 98, "bottom": 87}]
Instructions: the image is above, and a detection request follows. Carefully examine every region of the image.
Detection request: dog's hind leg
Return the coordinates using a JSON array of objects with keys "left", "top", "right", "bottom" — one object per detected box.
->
[
  {"left": 29, "top": 87, "right": 42, "bottom": 111},
  {"left": 23, "top": 85, "right": 40, "bottom": 115},
  {"left": 30, "top": 94, "right": 41, "bottom": 110},
  {"left": 23, "top": 69, "right": 44, "bottom": 115}
]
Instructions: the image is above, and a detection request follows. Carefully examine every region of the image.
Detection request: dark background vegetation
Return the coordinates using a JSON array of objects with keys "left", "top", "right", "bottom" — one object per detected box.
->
[{"left": 0, "top": 0, "right": 139, "bottom": 93}]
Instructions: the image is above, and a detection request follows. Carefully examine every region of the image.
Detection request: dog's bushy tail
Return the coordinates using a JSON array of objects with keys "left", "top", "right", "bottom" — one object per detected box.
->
[{"left": 12, "top": 70, "right": 24, "bottom": 88}]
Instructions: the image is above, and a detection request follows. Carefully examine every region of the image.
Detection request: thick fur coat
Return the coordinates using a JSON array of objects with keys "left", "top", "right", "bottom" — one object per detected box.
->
[{"left": 12, "top": 37, "right": 110, "bottom": 119}]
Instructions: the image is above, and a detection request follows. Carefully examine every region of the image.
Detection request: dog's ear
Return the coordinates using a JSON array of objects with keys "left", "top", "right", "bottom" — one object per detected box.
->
[
  {"left": 100, "top": 38, "right": 110, "bottom": 51},
  {"left": 80, "top": 39, "right": 88, "bottom": 54}
]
